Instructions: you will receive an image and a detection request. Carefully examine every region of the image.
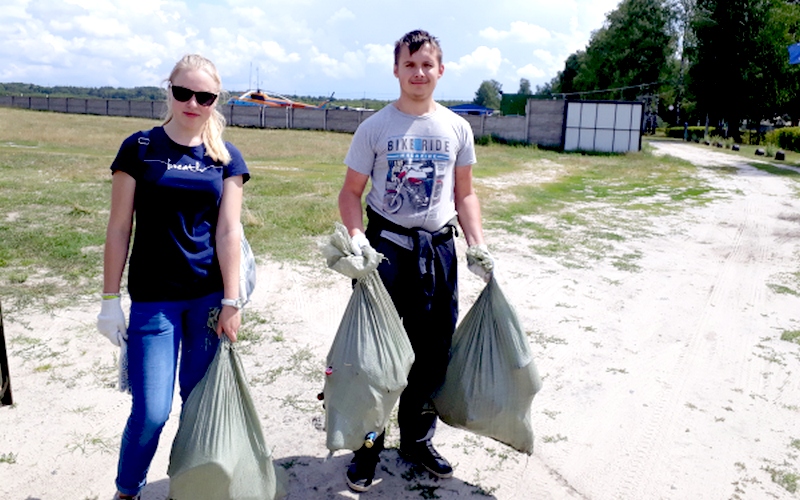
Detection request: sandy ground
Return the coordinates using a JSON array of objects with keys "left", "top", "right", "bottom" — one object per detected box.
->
[{"left": 2, "top": 140, "right": 800, "bottom": 500}]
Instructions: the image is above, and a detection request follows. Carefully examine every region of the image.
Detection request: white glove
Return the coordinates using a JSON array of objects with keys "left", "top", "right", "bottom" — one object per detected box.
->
[
  {"left": 466, "top": 244, "right": 495, "bottom": 283},
  {"left": 350, "top": 232, "right": 371, "bottom": 257},
  {"left": 97, "top": 297, "right": 127, "bottom": 347}
]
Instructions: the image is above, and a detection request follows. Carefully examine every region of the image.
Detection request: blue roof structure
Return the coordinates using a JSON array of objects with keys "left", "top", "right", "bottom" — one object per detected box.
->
[{"left": 448, "top": 103, "right": 493, "bottom": 116}]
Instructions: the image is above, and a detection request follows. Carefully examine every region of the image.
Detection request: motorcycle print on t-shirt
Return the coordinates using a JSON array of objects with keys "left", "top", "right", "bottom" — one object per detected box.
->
[{"left": 383, "top": 135, "right": 449, "bottom": 215}]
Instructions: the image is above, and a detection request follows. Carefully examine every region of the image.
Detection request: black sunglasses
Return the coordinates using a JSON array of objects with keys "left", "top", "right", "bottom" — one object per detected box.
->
[{"left": 170, "top": 84, "right": 218, "bottom": 106}]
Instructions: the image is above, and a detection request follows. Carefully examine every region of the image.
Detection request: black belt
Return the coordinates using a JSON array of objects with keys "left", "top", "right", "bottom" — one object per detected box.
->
[
  {"left": 365, "top": 206, "right": 456, "bottom": 243},
  {"left": 366, "top": 206, "right": 456, "bottom": 312}
]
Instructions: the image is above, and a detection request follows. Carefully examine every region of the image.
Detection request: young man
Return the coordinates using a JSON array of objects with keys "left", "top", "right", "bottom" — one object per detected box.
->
[{"left": 338, "top": 29, "right": 494, "bottom": 492}]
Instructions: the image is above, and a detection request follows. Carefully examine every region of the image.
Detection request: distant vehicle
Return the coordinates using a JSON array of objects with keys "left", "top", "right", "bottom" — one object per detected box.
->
[{"left": 227, "top": 89, "right": 334, "bottom": 109}]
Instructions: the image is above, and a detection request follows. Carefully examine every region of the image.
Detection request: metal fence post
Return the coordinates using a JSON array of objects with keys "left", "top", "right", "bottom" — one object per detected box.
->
[{"left": 525, "top": 99, "right": 531, "bottom": 144}]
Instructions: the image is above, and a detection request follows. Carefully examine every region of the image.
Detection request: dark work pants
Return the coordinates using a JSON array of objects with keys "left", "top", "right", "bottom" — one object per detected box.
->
[{"left": 359, "top": 217, "right": 458, "bottom": 458}]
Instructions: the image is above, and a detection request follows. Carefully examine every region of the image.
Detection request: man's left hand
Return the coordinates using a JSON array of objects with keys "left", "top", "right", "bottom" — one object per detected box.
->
[{"left": 466, "top": 244, "right": 494, "bottom": 283}]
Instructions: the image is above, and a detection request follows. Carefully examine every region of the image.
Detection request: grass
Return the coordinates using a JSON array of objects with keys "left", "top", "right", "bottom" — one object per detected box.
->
[
  {"left": 65, "top": 432, "right": 116, "bottom": 456},
  {"left": 478, "top": 142, "right": 717, "bottom": 269},
  {"left": 782, "top": 330, "right": 800, "bottom": 345},
  {"left": 541, "top": 434, "right": 568, "bottom": 443},
  {"left": 658, "top": 135, "right": 800, "bottom": 169},
  {"left": 0, "top": 107, "right": 717, "bottom": 309},
  {"left": 764, "top": 465, "right": 799, "bottom": 493}
]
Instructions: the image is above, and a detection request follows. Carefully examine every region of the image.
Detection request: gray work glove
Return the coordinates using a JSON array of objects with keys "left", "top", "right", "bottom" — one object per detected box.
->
[
  {"left": 466, "top": 244, "right": 495, "bottom": 283},
  {"left": 97, "top": 297, "right": 127, "bottom": 347}
]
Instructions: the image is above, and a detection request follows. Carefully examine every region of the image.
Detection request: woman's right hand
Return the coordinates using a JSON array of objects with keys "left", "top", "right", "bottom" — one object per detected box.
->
[{"left": 216, "top": 305, "right": 240, "bottom": 342}]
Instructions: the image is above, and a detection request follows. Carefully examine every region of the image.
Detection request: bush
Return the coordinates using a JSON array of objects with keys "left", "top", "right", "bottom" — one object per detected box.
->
[
  {"left": 475, "top": 134, "right": 532, "bottom": 147},
  {"left": 765, "top": 127, "right": 800, "bottom": 152},
  {"left": 665, "top": 126, "right": 720, "bottom": 141}
]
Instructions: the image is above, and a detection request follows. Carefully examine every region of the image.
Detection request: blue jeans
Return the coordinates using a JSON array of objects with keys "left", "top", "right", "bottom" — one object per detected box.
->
[{"left": 115, "top": 292, "right": 222, "bottom": 496}]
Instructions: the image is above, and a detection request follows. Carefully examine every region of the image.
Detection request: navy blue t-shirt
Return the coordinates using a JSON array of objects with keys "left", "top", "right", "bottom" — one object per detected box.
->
[{"left": 110, "top": 126, "right": 250, "bottom": 302}]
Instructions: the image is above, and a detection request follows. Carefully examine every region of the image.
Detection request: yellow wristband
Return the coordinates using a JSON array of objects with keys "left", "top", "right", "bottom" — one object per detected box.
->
[{"left": 102, "top": 293, "right": 121, "bottom": 300}]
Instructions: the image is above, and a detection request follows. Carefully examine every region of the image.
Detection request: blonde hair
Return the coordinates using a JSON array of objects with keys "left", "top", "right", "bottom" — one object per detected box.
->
[{"left": 162, "top": 54, "right": 231, "bottom": 165}]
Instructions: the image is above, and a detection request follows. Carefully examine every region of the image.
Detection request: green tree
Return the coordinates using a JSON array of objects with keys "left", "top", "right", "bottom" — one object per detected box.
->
[
  {"left": 687, "top": 0, "right": 789, "bottom": 139},
  {"left": 770, "top": 0, "right": 800, "bottom": 123},
  {"left": 551, "top": 52, "right": 586, "bottom": 97},
  {"left": 473, "top": 80, "right": 502, "bottom": 109},
  {"left": 550, "top": 0, "right": 676, "bottom": 101},
  {"left": 666, "top": 0, "right": 697, "bottom": 124},
  {"left": 578, "top": 0, "right": 676, "bottom": 99},
  {"left": 534, "top": 80, "right": 555, "bottom": 96},
  {"left": 518, "top": 78, "right": 532, "bottom": 95}
]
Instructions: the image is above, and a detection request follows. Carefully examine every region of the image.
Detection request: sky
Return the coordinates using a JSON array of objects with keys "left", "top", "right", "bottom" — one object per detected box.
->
[{"left": 0, "top": 0, "right": 623, "bottom": 101}]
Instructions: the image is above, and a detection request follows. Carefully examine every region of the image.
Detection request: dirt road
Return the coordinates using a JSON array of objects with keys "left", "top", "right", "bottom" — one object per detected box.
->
[{"left": 1, "top": 140, "right": 799, "bottom": 499}]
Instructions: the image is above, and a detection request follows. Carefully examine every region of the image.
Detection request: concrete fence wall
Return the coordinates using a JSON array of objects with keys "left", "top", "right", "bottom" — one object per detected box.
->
[
  {"left": 527, "top": 100, "right": 567, "bottom": 149},
  {"left": 0, "top": 95, "right": 616, "bottom": 150}
]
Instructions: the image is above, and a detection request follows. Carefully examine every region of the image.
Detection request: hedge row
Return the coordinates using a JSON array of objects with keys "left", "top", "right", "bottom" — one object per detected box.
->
[
  {"left": 765, "top": 127, "right": 800, "bottom": 152},
  {"left": 665, "top": 126, "right": 721, "bottom": 139}
]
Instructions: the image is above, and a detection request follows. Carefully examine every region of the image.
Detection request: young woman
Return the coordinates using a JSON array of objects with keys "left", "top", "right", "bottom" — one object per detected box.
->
[{"left": 96, "top": 54, "right": 249, "bottom": 500}]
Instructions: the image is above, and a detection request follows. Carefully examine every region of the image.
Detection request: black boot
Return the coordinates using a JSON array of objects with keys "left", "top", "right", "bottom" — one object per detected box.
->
[
  {"left": 345, "top": 431, "right": 385, "bottom": 492},
  {"left": 399, "top": 440, "right": 453, "bottom": 479}
]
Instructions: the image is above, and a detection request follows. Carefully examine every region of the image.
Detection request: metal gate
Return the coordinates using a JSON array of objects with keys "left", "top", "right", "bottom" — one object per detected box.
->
[{"left": 563, "top": 100, "right": 644, "bottom": 153}]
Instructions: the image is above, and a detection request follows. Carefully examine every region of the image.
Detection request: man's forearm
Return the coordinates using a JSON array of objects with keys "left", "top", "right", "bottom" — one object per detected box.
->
[
  {"left": 456, "top": 193, "right": 485, "bottom": 247},
  {"left": 339, "top": 190, "right": 366, "bottom": 236}
]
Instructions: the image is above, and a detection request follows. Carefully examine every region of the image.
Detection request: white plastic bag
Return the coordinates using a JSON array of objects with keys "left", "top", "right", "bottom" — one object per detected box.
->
[{"left": 239, "top": 223, "right": 256, "bottom": 307}]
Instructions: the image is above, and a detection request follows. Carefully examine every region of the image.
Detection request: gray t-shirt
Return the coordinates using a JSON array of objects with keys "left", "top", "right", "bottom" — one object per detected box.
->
[{"left": 345, "top": 103, "right": 476, "bottom": 232}]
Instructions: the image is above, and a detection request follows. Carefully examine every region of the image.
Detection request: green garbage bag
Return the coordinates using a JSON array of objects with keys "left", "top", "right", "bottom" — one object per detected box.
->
[
  {"left": 433, "top": 276, "right": 542, "bottom": 455},
  {"left": 320, "top": 224, "right": 415, "bottom": 452},
  {"left": 167, "top": 337, "right": 285, "bottom": 500}
]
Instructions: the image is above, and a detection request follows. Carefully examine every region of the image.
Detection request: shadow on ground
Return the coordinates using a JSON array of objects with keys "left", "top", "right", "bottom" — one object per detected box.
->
[
  {"left": 121, "top": 450, "right": 497, "bottom": 500},
  {"left": 277, "top": 450, "right": 498, "bottom": 499}
]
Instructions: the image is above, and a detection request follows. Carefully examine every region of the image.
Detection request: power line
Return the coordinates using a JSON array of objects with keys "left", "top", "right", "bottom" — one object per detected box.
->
[{"left": 552, "top": 80, "right": 666, "bottom": 98}]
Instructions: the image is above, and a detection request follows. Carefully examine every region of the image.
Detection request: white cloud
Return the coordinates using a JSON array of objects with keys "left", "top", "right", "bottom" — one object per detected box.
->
[
  {"left": 0, "top": 0, "right": 33, "bottom": 19},
  {"left": 48, "top": 19, "right": 72, "bottom": 31},
  {"left": 307, "top": 45, "right": 370, "bottom": 80},
  {"left": 74, "top": 15, "right": 131, "bottom": 37},
  {"left": 163, "top": 29, "right": 190, "bottom": 51},
  {"left": 516, "top": 64, "right": 545, "bottom": 79},
  {"left": 309, "top": 46, "right": 345, "bottom": 79},
  {"left": 446, "top": 46, "right": 502, "bottom": 75},
  {"left": 480, "top": 21, "right": 551, "bottom": 44},
  {"left": 329, "top": 7, "right": 355, "bottom": 23},
  {"left": 143, "top": 57, "right": 161, "bottom": 69},
  {"left": 533, "top": 49, "right": 555, "bottom": 66},
  {"left": 0, "top": 0, "right": 625, "bottom": 98},
  {"left": 364, "top": 43, "right": 393, "bottom": 66},
  {"left": 262, "top": 41, "right": 301, "bottom": 63}
]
